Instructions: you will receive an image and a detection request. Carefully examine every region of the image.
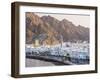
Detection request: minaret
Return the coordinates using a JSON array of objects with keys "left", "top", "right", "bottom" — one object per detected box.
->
[{"left": 60, "top": 35, "right": 63, "bottom": 47}]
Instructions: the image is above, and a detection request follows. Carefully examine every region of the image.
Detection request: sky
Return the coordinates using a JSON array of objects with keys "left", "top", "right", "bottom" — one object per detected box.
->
[{"left": 35, "top": 12, "right": 90, "bottom": 28}]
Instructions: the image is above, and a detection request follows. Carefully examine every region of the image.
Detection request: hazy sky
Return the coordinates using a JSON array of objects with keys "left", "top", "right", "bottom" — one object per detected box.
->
[{"left": 35, "top": 12, "right": 90, "bottom": 28}]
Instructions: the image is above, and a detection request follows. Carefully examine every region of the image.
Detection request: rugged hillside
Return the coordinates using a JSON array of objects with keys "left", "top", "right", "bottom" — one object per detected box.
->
[{"left": 26, "top": 12, "right": 89, "bottom": 45}]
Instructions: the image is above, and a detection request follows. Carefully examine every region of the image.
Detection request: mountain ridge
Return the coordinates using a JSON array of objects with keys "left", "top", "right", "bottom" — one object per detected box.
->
[{"left": 26, "top": 12, "right": 89, "bottom": 45}]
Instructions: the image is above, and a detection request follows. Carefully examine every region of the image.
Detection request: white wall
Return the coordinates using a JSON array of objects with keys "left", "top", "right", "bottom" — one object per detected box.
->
[{"left": 0, "top": 0, "right": 99, "bottom": 80}]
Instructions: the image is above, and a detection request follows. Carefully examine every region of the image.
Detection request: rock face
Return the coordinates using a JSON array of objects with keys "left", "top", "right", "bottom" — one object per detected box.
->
[{"left": 26, "top": 12, "right": 89, "bottom": 45}]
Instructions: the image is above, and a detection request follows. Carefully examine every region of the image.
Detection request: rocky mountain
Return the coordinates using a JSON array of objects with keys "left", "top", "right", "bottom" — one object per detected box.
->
[{"left": 26, "top": 12, "right": 89, "bottom": 45}]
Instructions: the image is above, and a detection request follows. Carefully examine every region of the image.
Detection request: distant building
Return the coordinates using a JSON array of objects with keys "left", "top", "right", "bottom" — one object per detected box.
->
[{"left": 33, "top": 39, "right": 40, "bottom": 47}]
